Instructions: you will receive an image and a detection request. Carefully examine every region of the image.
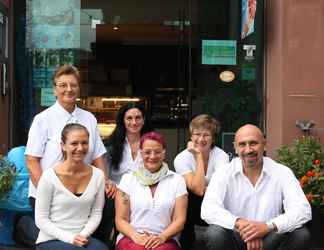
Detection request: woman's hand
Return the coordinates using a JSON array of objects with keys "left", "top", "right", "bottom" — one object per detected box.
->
[
  {"left": 187, "top": 141, "right": 202, "bottom": 156},
  {"left": 105, "top": 180, "right": 117, "bottom": 198},
  {"left": 73, "top": 234, "right": 89, "bottom": 247},
  {"left": 130, "top": 232, "right": 150, "bottom": 246},
  {"left": 144, "top": 234, "right": 167, "bottom": 249}
]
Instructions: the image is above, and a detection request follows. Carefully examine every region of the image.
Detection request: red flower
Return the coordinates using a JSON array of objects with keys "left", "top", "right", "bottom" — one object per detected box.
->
[
  {"left": 299, "top": 175, "right": 309, "bottom": 188},
  {"left": 313, "top": 159, "right": 321, "bottom": 166},
  {"left": 306, "top": 170, "right": 315, "bottom": 177}
]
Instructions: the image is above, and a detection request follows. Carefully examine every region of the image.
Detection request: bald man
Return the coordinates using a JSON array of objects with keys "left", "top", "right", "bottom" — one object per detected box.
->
[{"left": 201, "top": 124, "right": 311, "bottom": 250}]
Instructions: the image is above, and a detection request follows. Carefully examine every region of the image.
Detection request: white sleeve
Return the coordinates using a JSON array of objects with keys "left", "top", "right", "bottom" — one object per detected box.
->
[
  {"left": 270, "top": 168, "right": 312, "bottom": 233},
  {"left": 79, "top": 170, "right": 105, "bottom": 237},
  {"left": 220, "top": 151, "right": 230, "bottom": 163},
  {"left": 117, "top": 173, "right": 131, "bottom": 195},
  {"left": 25, "top": 115, "right": 48, "bottom": 157},
  {"left": 35, "top": 172, "right": 75, "bottom": 244},
  {"left": 175, "top": 175, "right": 188, "bottom": 198},
  {"left": 174, "top": 151, "right": 193, "bottom": 176},
  {"left": 92, "top": 117, "right": 107, "bottom": 159},
  {"left": 201, "top": 169, "right": 239, "bottom": 229}
]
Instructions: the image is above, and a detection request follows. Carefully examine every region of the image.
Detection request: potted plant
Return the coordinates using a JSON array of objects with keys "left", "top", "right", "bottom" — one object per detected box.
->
[
  {"left": 0, "top": 155, "right": 16, "bottom": 200},
  {"left": 276, "top": 136, "right": 324, "bottom": 248}
]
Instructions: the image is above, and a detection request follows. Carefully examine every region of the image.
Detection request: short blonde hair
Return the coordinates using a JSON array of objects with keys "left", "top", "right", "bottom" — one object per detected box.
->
[
  {"left": 189, "top": 114, "right": 221, "bottom": 140},
  {"left": 52, "top": 65, "right": 80, "bottom": 86}
]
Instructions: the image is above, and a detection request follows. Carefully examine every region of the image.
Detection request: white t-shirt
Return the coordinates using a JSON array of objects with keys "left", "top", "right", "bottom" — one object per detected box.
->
[
  {"left": 201, "top": 157, "right": 312, "bottom": 233},
  {"left": 25, "top": 101, "right": 106, "bottom": 198},
  {"left": 116, "top": 170, "right": 187, "bottom": 244},
  {"left": 35, "top": 166, "right": 105, "bottom": 244},
  {"left": 174, "top": 146, "right": 229, "bottom": 184},
  {"left": 108, "top": 138, "right": 142, "bottom": 184}
]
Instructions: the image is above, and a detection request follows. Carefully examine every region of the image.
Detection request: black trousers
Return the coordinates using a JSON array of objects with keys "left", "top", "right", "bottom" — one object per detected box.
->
[
  {"left": 204, "top": 224, "right": 311, "bottom": 250},
  {"left": 92, "top": 197, "right": 116, "bottom": 249},
  {"left": 180, "top": 191, "right": 207, "bottom": 250}
]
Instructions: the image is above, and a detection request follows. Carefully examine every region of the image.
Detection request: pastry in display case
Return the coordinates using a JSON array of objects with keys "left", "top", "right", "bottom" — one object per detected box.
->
[{"left": 78, "top": 96, "right": 147, "bottom": 139}]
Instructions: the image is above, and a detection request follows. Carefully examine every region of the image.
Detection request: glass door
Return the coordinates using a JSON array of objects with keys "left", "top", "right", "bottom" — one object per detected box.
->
[
  {"left": 189, "top": 0, "right": 264, "bottom": 157},
  {"left": 13, "top": 0, "right": 264, "bottom": 160},
  {"left": 78, "top": 0, "right": 191, "bottom": 163}
]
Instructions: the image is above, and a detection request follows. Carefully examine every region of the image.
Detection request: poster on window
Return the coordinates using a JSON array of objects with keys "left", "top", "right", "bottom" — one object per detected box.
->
[
  {"left": 27, "top": 0, "right": 80, "bottom": 48},
  {"left": 241, "top": 0, "right": 257, "bottom": 39}
]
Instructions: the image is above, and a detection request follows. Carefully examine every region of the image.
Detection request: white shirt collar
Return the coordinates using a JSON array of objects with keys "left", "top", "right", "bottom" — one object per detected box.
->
[
  {"left": 53, "top": 101, "right": 79, "bottom": 123},
  {"left": 232, "top": 156, "right": 271, "bottom": 178}
]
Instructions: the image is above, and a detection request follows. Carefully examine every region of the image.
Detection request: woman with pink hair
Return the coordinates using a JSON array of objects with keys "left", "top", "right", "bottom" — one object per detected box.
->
[{"left": 115, "top": 132, "right": 188, "bottom": 250}]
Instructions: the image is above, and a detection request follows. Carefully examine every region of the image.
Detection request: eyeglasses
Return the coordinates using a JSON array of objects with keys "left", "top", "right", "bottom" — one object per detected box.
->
[
  {"left": 141, "top": 149, "right": 165, "bottom": 157},
  {"left": 55, "top": 82, "right": 79, "bottom": 89},
  {"left": 192, "top": 132, "right": 212, "bottom": 139}
]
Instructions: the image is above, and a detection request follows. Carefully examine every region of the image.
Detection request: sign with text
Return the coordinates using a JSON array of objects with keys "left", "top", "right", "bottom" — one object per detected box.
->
[{"left": 202, "top": 40, "right": 237, "bottom": 65}]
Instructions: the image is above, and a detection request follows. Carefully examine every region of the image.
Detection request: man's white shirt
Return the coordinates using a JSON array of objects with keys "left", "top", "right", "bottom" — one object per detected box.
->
[{"left": 201, "top": 157, "right": 312, "bottom": 233}]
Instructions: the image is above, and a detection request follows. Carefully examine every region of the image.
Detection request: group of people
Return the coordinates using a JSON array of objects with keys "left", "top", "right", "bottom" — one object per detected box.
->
[{"left": 20, "top": 64, "right": 312, "bottom": 250}]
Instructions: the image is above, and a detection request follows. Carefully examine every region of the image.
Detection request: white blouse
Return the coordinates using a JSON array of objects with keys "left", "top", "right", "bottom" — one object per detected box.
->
[
  {"left": 174, "top": 146, "right": 229, "bottom": 184},
  {"left": 108, "top": 138, "right": 142, "bottom": 184},
  {"left": 35, "top": 166, "right": 105, "bottom": 244},
  {"left": 116, "top": 170, "right": 187, "bottom": 244}
]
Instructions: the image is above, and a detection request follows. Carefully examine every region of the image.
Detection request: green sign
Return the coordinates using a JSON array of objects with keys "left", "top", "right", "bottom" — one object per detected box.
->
[
  {"left": 202, "top": 40, "right": 237, "bottom": 65},
  {"left": 241, "top": 66, "right": 256, "bottom": 80}
]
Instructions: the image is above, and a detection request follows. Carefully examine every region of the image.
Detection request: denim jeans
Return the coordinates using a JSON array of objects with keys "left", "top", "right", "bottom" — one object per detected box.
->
[
  {"left": 16, "top": 197, "right": 115, "bottom": 248},
  {"left": 204, "top": 224, "right": 311, "bottom": 250},
  {"left": 36, "top": 237, "right": 108, "bottom": 250}
]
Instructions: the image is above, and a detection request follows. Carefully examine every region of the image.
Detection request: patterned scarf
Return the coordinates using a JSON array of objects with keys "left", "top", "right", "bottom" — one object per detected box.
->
[{"left": 134, "top": 162, "right": 169, "bottom": 186}]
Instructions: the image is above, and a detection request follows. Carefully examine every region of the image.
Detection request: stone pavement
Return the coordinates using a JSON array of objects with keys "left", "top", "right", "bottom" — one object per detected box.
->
[{"left": 0, "top": 226, "right": 322, "bottom": 250}]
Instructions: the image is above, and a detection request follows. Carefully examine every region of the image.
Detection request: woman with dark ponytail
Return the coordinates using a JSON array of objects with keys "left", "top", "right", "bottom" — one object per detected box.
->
[
  {"left": 105, "top": 102, "right": 152, "bottom": 184},
  {"left": 94, "top": 103, "right": 151, "bottom": 246}
]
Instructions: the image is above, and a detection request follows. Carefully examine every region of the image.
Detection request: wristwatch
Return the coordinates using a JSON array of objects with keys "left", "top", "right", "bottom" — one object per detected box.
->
[{"left": 266, "top": 221, "right": 275, "bottom": 232}]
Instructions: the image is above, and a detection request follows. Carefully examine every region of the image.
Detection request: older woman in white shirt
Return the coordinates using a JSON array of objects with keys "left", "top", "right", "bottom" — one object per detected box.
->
[
  {"left": 115, "top": 132, "right": 188, "bottom": 250},
  {"left": 174, "top": 114, "right": 229, "bottom": 250},
  {"left": 25, "top": 65, "right": 108, "bottom": 203},
  {"left": 20, "top": 65, "right": 110, "bottom": 247},
  {"left": 35, "top": 123, "right": 107, "bottom": 250}
]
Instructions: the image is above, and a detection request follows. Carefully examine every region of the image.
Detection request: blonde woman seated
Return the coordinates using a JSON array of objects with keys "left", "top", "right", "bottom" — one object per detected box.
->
[
  {"left": 35, "top": 123, "right": 108, "bottom": 250},
  {"left": 174, "top": 114, "right": 229, "bottom": 250},
  {"left": 115, "top": 131, "right": 188, "bottom": 250}
]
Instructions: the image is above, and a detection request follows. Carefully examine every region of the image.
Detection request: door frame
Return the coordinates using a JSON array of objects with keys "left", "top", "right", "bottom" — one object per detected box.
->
[{"left": 0, "top": 0, "right": 12, "bottom": 153}]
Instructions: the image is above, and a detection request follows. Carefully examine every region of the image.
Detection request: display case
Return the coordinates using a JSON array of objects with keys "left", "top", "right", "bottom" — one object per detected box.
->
[
  {"left": 151, "top": 88, "right": 189, "bottom": 125},
  {"left": 79, "top": 96, "right": 147, "bottom": 138}
]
